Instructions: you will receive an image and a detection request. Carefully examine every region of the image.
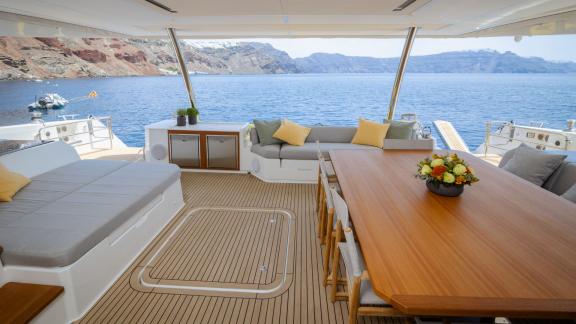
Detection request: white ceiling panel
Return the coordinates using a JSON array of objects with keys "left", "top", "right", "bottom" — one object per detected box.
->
[{"left": 0, "top": 0, "right": 575, "bottom": 38}]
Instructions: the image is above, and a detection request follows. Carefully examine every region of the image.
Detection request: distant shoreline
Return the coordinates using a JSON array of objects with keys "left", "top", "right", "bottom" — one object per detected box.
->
[
  {"left": 2, "top": 38, "right": 575, "bottom": 80},
  {"left": 3, "top": 71, "right": 576, "bottom": 82}
]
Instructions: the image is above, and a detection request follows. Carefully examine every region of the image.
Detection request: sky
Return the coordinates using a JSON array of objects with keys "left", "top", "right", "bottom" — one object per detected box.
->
[{"left": 234, "top": 35, "right": 576, "bottom": 62}]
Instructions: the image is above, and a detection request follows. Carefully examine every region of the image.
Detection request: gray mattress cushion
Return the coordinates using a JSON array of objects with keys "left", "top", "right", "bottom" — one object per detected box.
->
[
  {"left": 305, "top": 127, "right": 357, "bottom": 143},
  {"left": 251, "top": 144, "right": 281, "bottom": 159},
  {"left": 280, "top": 143, "right": 378, "bottom": 160},
  {"left": 0, "top": 160, "right": 180, "bottom": 267}
]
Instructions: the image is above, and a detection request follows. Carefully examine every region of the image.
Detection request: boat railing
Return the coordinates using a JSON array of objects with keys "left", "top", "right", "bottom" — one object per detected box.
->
[
  {"left": 37, "top": 116, "right": 114, "bottom": 151},
  {"left": 483, "top": 120, "right": 572, "bottom": 156}
]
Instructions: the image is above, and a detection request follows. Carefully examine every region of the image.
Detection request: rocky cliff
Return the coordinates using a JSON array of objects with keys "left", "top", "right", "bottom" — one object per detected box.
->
[
  {"left": 0, "top": 38, "right": 294, "bottom": 80},
  {"left": 1, "top": 37, "right": 575, "bottom": 80}
]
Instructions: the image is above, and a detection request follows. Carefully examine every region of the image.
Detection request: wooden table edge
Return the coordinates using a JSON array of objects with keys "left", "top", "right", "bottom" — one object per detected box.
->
[{"left": 390, "top": 295, "right": 576, "bottom": 318}]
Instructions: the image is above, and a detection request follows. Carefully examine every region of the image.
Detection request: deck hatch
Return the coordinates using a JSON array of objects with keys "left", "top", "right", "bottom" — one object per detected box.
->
[{"left": 135, "top": 206, "right": 294, "bottom": 298}]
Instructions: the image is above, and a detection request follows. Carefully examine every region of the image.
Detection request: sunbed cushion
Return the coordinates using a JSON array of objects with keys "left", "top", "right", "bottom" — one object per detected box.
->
[
  {"left": 0, "top": 160, "right": 180, "bottom": 267},
  {"left": 280, "top": 143, "right": 378, "bottom": 160},
  {"left": 251, "top": 144, "right": 281, "bottom": 159}
]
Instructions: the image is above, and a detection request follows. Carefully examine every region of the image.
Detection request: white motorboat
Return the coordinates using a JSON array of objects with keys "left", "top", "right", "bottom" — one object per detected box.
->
[
  {"left": 476, "top": 120, "right": 576, "bottom": 156},
  {"left": 28, "top": 93, "right": 69, "bottom": 110}
]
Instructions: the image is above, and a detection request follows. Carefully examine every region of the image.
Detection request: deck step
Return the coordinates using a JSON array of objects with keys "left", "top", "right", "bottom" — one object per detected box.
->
[
  {"left": 0, "top": 282, "right": 63, "bottom": 324},
  {"left": 433, "top": 120, "right": 470, "bottom": 152}
]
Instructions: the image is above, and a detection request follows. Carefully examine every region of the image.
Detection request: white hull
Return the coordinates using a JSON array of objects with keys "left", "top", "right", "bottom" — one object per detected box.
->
[
  {"left": 475, "top": 123, "right": 576, "bottom": 156},
  {"left": 0, "top": 117, "right": 127, "bottom": 155}
]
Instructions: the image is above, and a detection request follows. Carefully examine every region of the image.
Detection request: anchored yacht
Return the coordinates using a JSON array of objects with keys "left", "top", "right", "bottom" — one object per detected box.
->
[{"left": 0, "top": 1, "right": 575, "bottom": 324}]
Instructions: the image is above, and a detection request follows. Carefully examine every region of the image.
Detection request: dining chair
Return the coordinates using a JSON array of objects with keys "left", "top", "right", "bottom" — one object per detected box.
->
[
  {"left": 327, "top": 187, "right": 350, "bottom": 290},
  {"left": 323, "top": 187, "right": 349, "bottom": 287},
  {"left": 317, "top": 165, "right": 334, "bottom": 244},
  {"left": 315, "top": 140, "right": 337, "bottom": 213},
  {"left": 329, "top": 189, "right": 406, "bottom": 324},
  {"left": 318, "top": 157, "right": 341, "bottom": 243}
]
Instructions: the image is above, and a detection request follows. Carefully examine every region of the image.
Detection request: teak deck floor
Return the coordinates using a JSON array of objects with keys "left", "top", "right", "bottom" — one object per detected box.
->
[{"left": 79, "top": 173, "right": 405, "bottom": 323}]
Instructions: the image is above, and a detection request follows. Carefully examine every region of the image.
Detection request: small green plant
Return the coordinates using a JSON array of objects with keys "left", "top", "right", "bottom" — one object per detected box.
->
[
  {"left": 186, "top": 107, "right": 199, "bottom": 116},
  {"left": 176, "top": 109, "right": 186, "bottom": 116}
]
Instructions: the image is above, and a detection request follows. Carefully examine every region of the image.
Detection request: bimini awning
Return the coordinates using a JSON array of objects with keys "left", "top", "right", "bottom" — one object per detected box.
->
[{"left": 0, "top": 0, "right": 575, "bottom": 38}]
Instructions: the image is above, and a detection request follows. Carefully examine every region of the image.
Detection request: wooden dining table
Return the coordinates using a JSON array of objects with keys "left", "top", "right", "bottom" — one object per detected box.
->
[{"left": 330, "top": 149, "right": 576, "bottom": 318}]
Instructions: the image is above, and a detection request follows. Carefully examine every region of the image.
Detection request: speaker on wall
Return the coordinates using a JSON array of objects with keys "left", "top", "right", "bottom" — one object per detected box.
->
[{"left": 151, "top": 144, "right": 168, "bottom": 161}]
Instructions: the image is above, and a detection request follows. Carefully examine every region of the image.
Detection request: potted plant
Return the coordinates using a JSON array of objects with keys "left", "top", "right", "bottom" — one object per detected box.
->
[
  {"left": 415, "top": 153, "right": 479, "bottom": 197},
  {"left": 186, "top": 106, "right": 199, "bottom": 125},
  {"left": 176, "top": 109, "right": 187, "bottom": 126}
]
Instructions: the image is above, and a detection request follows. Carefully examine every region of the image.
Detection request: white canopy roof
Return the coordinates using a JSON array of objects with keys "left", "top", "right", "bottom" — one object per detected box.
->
[{"left": 0, "top": 0, "right": 575, "bottom": 38}]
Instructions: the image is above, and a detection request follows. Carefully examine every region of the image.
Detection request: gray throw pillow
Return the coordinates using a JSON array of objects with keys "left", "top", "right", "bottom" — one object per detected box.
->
[
  {"left": 253, "top": 119, "right": 283, "bottom": 145},
  {"left": 384, "top": 120, "right": 416, "bottom": 139},
  {"left": 502, "top": 144, "right": 567, "bottom": 186},
  {"left": 498, "top": 144, "right": 522, "bottom": 168},
  {"left": 561, "top": 184, "right": 576, "bottom": 203}
]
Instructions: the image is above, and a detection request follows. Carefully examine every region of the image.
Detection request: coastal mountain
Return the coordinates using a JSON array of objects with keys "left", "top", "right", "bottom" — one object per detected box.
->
[{"left": 1, "top": 37, "right": 575, "bottom": 80}]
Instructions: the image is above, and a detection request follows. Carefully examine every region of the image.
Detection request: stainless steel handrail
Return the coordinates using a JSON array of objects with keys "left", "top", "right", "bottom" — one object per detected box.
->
[{"left": 37, "top": 116, "right": 114, "bottom": 150}]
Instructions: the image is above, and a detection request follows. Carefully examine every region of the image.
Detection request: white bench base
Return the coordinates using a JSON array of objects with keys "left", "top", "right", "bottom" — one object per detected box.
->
[{"left": 1, "top": 180, "right": 184, "bottom": 324}]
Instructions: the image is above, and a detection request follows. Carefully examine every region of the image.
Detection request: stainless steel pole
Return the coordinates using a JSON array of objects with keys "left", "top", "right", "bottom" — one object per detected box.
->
[
  {"left": 167, "top": 27, "right": 197, "bottom": 108},
  {"left": 387, "top": 27, "right": 418, "bottom": 121}
]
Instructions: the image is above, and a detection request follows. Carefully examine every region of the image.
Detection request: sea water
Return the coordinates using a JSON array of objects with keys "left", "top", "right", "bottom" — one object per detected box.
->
[{"left": 0, "top": 73, "right": 575, "bottom": 150}]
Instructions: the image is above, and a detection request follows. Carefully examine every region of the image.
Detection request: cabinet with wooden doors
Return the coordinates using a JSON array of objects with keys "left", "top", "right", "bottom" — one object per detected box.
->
[{"left": 168, "top": 130, "right": 239, "bottom": 170}]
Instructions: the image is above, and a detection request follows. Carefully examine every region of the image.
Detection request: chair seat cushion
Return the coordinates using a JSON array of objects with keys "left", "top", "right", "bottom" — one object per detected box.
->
[
  {"left": 0, "top": 160, "right": 180, "bottom": 267},
  {"left": 339, "top": 242, "right": 390, "bottom": 305},
  {"left": 280, "top": 143, "right": 379, "bottom": 160}
]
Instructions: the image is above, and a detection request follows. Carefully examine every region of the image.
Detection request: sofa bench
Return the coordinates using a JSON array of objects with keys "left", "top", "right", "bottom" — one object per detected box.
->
[
  {"left": 0, "top": 141, "right": 184, "bottom": 322},
  {"left": 0, "top": 159, "right": 180, "bottom": 267},
  {"left": 249, "top": 126, "right": 435, "bottom": 182},
  {"left": 500, "top": 149, "right": 576, "bottom": 199}
]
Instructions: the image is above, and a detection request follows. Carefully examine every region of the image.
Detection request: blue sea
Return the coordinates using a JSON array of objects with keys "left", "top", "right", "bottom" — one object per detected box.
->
[{"left": 1, "top": 73, "right": 575, "bottom": 149}]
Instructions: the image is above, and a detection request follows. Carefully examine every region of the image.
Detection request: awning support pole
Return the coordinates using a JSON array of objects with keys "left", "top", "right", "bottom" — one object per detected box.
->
[
  {"left": 386, "top": 26, "right": 418, "bottom": 120},
  {"left": 167, "top": 27, "right": 197, "bottom": 109}
]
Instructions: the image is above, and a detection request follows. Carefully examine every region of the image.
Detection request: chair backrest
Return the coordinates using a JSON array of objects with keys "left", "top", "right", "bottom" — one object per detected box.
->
[
  {"left": 319, "top": 156, "right": 331, "bottom": 178},
  {"left": 321, "top": 171, "right": 334, "bottom": 209},
  {"left": 315, "top": 140, "right": 323, "bottom": 160},
  {"left": 343, "top": 228, "right": 363, "bottom": 277},
  {"left": 330, "top": 188, "right": 349, "bottom": 229}
]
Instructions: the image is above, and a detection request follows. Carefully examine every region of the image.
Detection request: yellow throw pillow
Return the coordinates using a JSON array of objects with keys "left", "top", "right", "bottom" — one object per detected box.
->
[
  {"left": 351, "top": 118, "right": 390, "bottom": 148},
  {"left": 0, "top": 163, "right": 31, "bottom": 202},
  {"left": 273, "top": 119, "right": 311, "bottom": 146}
]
